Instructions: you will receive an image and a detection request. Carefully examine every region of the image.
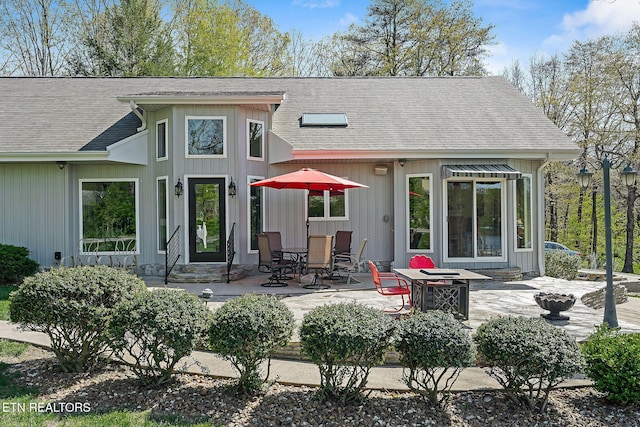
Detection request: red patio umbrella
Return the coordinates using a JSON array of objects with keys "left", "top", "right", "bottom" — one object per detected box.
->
[{"left": 250, "top": 168, "right": 368, "bottom": 238}]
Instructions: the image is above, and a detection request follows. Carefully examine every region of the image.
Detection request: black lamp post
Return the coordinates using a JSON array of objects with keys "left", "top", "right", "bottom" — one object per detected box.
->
[{"left": 578, "top": 157, "right": 637, "bottom": 328}]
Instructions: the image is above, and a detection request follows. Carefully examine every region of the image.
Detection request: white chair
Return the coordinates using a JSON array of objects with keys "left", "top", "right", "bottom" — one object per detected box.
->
[{"left": 332, "top": 238, "right": 367, "bottom": 284}]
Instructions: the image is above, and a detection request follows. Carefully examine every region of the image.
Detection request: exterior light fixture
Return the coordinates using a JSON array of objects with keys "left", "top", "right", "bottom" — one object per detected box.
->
[
  {"left": 576, "top": 157, "right": 636, "bottom": 329},
  {"left": 228, "top": 178, "right": 237, "bottom": 197},
  {"left": 57, "top": 161, "right": 66, "bottom": 170},
  {"left": 174, "top": 178, "right": 183, "bottom": 197},
  {"left": 398, "top": 159, "right": 406, "bottom": 167}
]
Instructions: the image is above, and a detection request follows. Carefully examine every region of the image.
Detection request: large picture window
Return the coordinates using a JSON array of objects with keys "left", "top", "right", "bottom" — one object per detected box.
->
[
  {"left": 157, "top": 177, "right": 169, "bottom": 253},
  {"left": 80, "top": 179, "right": 139, "bottom": 253},
  {"left": 446, "top": 180, "right": 504, "bottom": 260},
  {"left": 156, "top": 119, "right": 168, "bottom": 160},
  {"left": 248, "top": 176, "right": 264, "bottom": 252},
  {"left": 186, "top": 116, "right": 226, "bottom": 157},
  {"left": 407, "top": 174, "right": 432, "bottom": 251},
  {"left": 247, "top": 119, "right": 264, "bottom": 160},
  {"left": 515, "top": 175, "right": 532, "bottom": 250},
  {"left": 308, "top": 189, "right": 347, "bottom": 220}
]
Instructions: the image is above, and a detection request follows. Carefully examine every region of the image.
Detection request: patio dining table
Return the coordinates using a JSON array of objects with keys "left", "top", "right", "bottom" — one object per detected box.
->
[
  {"left": 393, "top": 268, "right": 491, "bottom": 320},
  {"left": 281, "top": 247, "right": 308, "bottom": 282}
]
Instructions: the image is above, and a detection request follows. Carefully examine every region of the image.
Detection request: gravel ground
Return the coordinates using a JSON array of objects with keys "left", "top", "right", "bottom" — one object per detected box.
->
[{"left": 2, "top": 346, "right": 640, "bottom": 427}]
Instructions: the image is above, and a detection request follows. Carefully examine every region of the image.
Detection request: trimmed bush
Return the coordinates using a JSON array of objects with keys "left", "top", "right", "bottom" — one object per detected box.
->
[
  {"left": 9, "top": 266, "right": 146, "bottom": 372},
  {"left": 582, "top": 325, "right": 640, "bottom": 404},
  {"left": 396, "top": 311, "right": 475, "bottom": 405},
  {"left": 473, "top": 316, "right": 583, "bottom": 413},
  {"left": 208, "top": 294, "right": 294, "bottom": 394},
  {"left": 544, "top": 250, "right": 580, "bottom": 280},
  {"left": 0, "top": 243, "right": 39, "bottom": 284},
  {"left": 109, "top": 288, "right": 210, "bottom": 386},
  {"left": 300, "top": 302, "right": 396, "bottom": 403}
]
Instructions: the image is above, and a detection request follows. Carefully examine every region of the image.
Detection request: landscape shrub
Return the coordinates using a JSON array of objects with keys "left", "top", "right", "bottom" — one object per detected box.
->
[
  {"left": 9, "top": 265, "right": 146, "bottom": 372},
  {"left": 396, "top": 311, "right": 475, "bottom": 405},
  {"left": 473, "top": 316, "right": 584, "bottom": 413},
  {"left": 0, "top": 243, "right": 39, "bottom": 284},
  {"left": 544, "top": 250, "right": 580, "bottom": 280},
  {"left": 109, "top": 288, "right": 210, "bottom": 386},
  {"left": 299, "top": 302, "right": 396, "bottom": 403},
  {"left": 582, "top": 325, "right": 640, "bottom": 404},
  {"left": 208, "top": 294, "right": 294, "bottom": 394}
]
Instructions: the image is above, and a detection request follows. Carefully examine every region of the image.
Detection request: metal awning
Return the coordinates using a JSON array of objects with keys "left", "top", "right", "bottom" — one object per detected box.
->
[{"left": 441, "top": 164, "right": 522, "bottom": 180}]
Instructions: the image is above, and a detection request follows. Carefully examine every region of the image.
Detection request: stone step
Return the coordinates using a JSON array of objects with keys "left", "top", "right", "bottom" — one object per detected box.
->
[
  {"left": 168, "top": 264, "right": 248, "bottom": 283},
  {"left": 471, "top": 267, "right": 522, "bottom": 282}
]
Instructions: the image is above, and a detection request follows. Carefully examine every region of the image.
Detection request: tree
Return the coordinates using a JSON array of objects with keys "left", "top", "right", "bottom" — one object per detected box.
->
[
  {"left": 0, "top": 0, "right": 75, "bottom": 76},
  {"left": 329, "top": 0, "right": 494, "bottom": 76},
  {"left": 71, "top": 0, "right": 175, "bottom": 76}
]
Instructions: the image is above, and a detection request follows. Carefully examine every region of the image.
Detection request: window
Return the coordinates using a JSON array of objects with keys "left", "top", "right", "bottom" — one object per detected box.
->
[
  {"left": 248, "top": 176, "right": 264, "bottom": 252},
  {"left": 308, "top": 189, "right": 347, "bottom": 220},
  {"left": 157, "top": 177, "right": 169, "bottom": 253},
  {"left": 186, "top": 116, "right": 226, "bottom": 157},
  {"left": 247, "top": 119, "right": 264, "bottom": 160},
  {"left": 80, "top": 179, "right": 139, "bottom": 253},
  {"left": 407, "top": 174, "right": 432, "bottom": 251},
  {"left": 156, "top": 119, "right": 168, "bottom": 160},
  {"left": 446, "top": 180, "right": 505, "bottom": 260},
  {"left": 515, "top": 175, "right": 532, "bottom": 250}
]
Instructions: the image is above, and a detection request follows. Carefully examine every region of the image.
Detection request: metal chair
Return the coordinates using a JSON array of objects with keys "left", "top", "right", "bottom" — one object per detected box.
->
[
  {"left": 369, "top": 260, "right": 412, "bottom": 313},
  {"left": 332, "top": 238, "right": 367, "bottom": 284},
  {"left": 258, "top": 234, "right": 292, "bottom": 287},
  {"left": 409, "top": 255, "right": 446, "bottom": 285},
  {"left": 304, "top": 235, "right": 334, "bottom": 289},
  {"left": 333, "top": 230, "right": 352, "bottom": 255}
]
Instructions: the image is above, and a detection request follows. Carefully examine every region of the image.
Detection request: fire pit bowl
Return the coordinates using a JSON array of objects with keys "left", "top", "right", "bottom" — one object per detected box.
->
[{"left": 534, "top": 292, "right": 576, "bottom": 321}]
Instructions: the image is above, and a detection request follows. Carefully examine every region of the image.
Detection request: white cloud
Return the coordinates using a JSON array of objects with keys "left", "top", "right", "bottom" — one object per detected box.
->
[
  {"left": 545, "top": 0, "right": 640, "bottom": 50},
  {"left": 292, "top": 0, "right": 340, "bottom": 9},
  {"left": 339, "top": 12, "right": 358, "bottom": 27}
]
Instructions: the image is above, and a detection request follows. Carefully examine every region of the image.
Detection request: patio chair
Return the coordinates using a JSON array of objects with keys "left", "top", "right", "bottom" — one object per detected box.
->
[
  {"left": 304, "top": 235, "right": 334, "bottom": 289},
  {"left": 264, "top": 231, "right": 285, "bottom": 259},
  {"left": 369, "top": 260, "right": 412, "bottom": 313},
  {"left": 409, "top": 255, "right": 446, "bottom": 285},
  {"left": 332, "top": 238, "right": 367, "bottom": 284},
  {"left": 334, "top": 230, "right": 352, "bottom": 255},
  {"left": 257, "top": 234, "right": 293, "bottom": 287}
]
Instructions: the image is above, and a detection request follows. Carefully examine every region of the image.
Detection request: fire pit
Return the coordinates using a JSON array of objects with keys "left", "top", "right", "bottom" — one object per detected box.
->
[{"left": 534, "top": 292, "right": 576, "bottom": 321}]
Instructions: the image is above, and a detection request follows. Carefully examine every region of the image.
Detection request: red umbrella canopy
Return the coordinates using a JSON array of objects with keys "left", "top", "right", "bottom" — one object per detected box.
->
[{"left": 250, "top": 168, "right": 368, "bottom": 191}]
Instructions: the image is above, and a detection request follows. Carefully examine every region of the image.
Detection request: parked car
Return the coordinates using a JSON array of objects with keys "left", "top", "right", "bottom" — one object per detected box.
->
[{"left": 544, "top": 241, "right": 580, "bottom": 256}]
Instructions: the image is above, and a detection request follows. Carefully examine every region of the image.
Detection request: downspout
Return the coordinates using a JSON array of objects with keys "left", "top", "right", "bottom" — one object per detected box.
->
[
  {"left": 129, "top": 100, "right": 146, "bottom": 132},
  {"left": 537, "top": 154, "right": 551, "bottom": 276}
]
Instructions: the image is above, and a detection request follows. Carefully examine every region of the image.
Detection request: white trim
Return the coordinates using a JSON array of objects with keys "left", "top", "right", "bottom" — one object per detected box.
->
[
  {"left": 442, "top": 177, "right": 507, "bottom": 263},
  {"left": 183, "top": 174, "right": 230, "bottom": 265},
  {"left": 406, "top": 173, "right": 433, "bottom": 253},
  {"left": 185, "top": 116, "right": 227, "bottom": 158},
  {"left": 79, "top": 178, "right": 140, "bottom": 255},
  {"left": 156, "top": 119, "right": 168, "bottom": 161},
  {"left": 156, "top": 176, "right": 169, "bottom": 254},
  {"left": 247, "top": 118, "right": 265, "bottom": 161},
  {"left": 247, "top": 175, "right": 265, "bottom": 254},
  {"left": 513, "top": 174, "right": 534, "bottom": 253}
]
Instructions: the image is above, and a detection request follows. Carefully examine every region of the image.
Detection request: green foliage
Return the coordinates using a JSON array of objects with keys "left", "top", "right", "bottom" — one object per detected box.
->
[
  {"left": 544, "top": 250, "right": 580, "bottom": 280},
  {"left": 582, "top": 325, "right": 640, "bottom": 404},
  {"left": 0, "top": 244, "right": 39, "bottom": 284},
  {"left": 109, "top": 288, "right": 210, "bottom": 386},
  {"left": 473, "top": 316, "right": 584, "bottom": 413},
  {"left": 208, "top": 294, "right": 294, "bottom": 394},
  {"left": 0, "top": 286, "right": 18, "bottom": 321},
  {"left": 0, "top": 339, "right": 29, "bottom": 358},
  {"left": 396, "top": 311, "right": 475, "bottom": 405},
  {"left": 299, "top": 302, "right": 396, "bottom": 403},
  {"left": 9, "top": 266, "right": 146, "bottom": 372}
]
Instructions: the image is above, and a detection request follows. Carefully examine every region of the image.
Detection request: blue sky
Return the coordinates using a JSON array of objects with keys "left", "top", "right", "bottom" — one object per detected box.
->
[{"left": 247, "top": 0, "right": 640, "bottom": 75}]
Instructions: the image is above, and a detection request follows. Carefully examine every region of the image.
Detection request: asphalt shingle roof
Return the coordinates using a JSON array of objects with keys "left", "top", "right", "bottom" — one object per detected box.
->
[{"left": 0, "top": 76, "right": 579, "bottom": 158}]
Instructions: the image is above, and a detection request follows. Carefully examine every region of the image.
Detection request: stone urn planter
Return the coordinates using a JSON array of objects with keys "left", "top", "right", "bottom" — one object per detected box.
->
[{"left": 534, "top": 292, "right": 576, "bottom": 321}]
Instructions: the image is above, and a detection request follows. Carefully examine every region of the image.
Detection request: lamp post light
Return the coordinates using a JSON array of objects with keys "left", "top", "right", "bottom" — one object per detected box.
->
[{"left": 578, "top": 157, "right": 637, "bottom": 328}]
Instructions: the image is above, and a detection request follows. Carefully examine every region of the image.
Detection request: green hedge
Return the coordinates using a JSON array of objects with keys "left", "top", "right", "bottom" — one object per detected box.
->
[{"left": 0, "top": 244, "right": 39, "bottom": 284}]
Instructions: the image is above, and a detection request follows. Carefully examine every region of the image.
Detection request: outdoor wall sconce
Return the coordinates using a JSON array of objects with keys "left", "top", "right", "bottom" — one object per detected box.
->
[
  {"left": 174, "top": 178, "right": 183, "bottom": 197},
  {"left": 398, "top": 159, "right": 406, "bottom": 167},
  {"left": 228, "top": 178, "right": 237, "bottom": 197},
  {"left": 577, "top": 158, "right": 637, "bottom": 328},
  {"left": 57, "top": 161, "right": 66, "bottom": 170}
]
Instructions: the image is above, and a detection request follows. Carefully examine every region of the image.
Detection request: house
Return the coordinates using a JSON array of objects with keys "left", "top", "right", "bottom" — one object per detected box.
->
[{"left": 0, "top": 76, "right": 580, "bottom": 278}]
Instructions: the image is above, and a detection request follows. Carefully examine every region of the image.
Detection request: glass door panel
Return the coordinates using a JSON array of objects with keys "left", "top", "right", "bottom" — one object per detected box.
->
[
  {"left": 189, "top": 178, "right": 226, "bottom": 262},
  {"left": 447, "top": 181, "right": 474, "bottom": 257},
  {"left": 476, "top": 181, "right": 502, "bottom": 257}
]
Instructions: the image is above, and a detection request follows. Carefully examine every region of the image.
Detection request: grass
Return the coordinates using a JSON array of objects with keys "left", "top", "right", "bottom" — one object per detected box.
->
[
  {"left": 0, "top": 339, "right": 215, "bottom": 426},
  {"left": 0, "top": 285, "right": 17, "bottom": 321}
]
